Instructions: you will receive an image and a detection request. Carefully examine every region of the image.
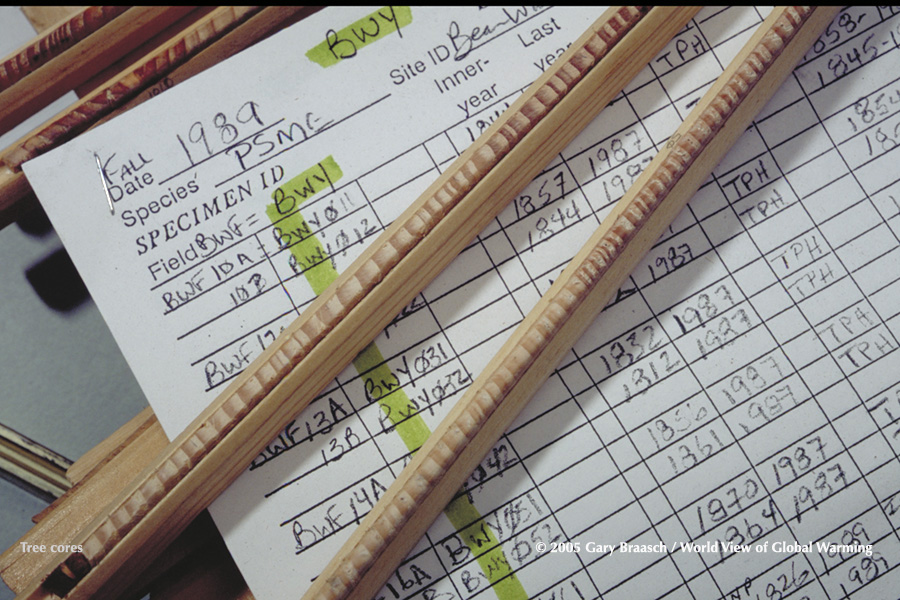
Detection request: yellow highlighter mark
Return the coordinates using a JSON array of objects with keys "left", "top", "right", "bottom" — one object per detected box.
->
[
  {"left": 351, "top": 342, "right": 433, "bottom": 449},
  {"left": 271, "top": 155, "right": 342, "bottom": 217},
  {"left": 268, "top": 156, "right": 343, "bottom": 294},
  {"left": 266, "top": 204, "right": 337, "bottom": 297},
  {"left": 353, "top": 345, "right": 526, "bottom": 599},
  {"left": 307, "top": 6, "right": 413, "bottom": 68},
  {"left": 446, "top": 496, "right": 526, "bottom": 599},
  {"left": 267, "top": 158, "right": 527, "bottom": 600}
]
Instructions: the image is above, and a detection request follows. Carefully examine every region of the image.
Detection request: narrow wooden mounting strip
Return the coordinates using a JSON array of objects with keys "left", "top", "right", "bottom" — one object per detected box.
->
[
  {"left": 1, "top": 6, "right": 263, "bottom": 170},
  {"left": 0, "top": 6, "right": 199, "bottom": 138},
  {"left": 55, "top": 2, "right": 646, "bottom": 580},
  {"left": 0, "top": 6, "right": 129, "bottom": 90},
  {"left": 19, "top": 7, "right": 701, "bottom": 600},
  {"left": 301, "top": 6, "right": 841, "bottom": 600}
]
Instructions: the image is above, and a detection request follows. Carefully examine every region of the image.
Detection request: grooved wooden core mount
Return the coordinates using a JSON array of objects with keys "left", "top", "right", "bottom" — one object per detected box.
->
[{"left": 302, "top": 6, "right": 840, "bottom": 600}]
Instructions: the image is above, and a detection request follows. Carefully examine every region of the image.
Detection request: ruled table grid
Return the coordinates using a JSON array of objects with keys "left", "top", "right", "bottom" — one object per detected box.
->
[
  {"left": 171, "top": 8, "right": 900, "bottom": 599},
  {"left": 34, "top": 6, "right": 900, "bottom": 600}
]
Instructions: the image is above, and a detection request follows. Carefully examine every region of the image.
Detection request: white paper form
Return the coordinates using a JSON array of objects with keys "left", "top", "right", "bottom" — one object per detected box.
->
[{"left": 24, "top": 6, "right": 900, "bottom": 600}]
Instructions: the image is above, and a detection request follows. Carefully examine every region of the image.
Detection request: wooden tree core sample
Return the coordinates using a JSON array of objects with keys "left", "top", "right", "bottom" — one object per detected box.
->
[
  {"left": 18, "top": 8, "right": 88, "bottom": 39},
  {"left": 20, "top": 7, "right": 698, "bottom": 600},
  {"left": 301, "top": 6, "right": 841, "bottom": 600}
]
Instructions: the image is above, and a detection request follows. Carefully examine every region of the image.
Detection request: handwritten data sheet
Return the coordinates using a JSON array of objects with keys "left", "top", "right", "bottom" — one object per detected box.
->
[{"left": 24, "top": 6, "right": 900, "bottom": 600}]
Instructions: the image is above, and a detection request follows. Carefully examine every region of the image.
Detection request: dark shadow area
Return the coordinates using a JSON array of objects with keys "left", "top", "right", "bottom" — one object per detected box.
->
[
  {"left": 15, "top": 201, "right": 53, "bottom": 238},
  {"left": 24, "top": 248, "right": 89, "bottom": 313}
]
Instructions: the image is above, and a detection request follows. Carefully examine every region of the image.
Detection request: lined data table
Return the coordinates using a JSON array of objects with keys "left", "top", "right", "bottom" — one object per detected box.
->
[{"left": 25, "top": 6, "right": 900, "bottom": 600}]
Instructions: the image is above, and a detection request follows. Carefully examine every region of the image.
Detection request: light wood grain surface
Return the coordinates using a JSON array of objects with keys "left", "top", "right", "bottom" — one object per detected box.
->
[
  {"left": 0, "top": 7, "right": 196, "bottom": 137},
  {"left": 302, "top": 6, "right": 841, "bottom": 600},
  {"left": 13, "top": 7, "right": 696, "bottom": 600}
]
